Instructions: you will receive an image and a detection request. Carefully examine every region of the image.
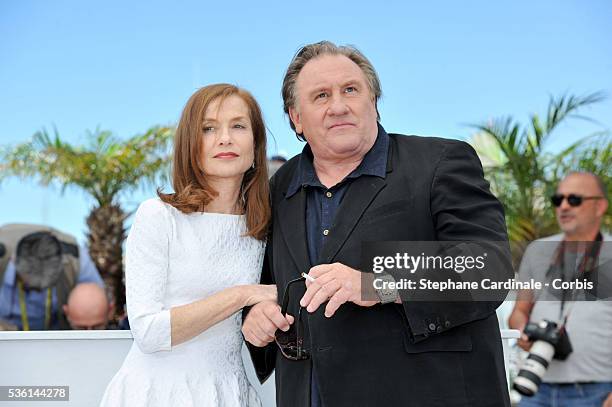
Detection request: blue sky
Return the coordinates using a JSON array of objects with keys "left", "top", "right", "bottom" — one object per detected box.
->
[{"left": 1, "top": 1, "right": 611, "bottom": 244}]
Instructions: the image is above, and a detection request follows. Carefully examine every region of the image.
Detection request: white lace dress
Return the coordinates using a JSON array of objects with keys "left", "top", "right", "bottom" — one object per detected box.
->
[{"left": 100, "top": 198, "right": 265, "bottom": 407}]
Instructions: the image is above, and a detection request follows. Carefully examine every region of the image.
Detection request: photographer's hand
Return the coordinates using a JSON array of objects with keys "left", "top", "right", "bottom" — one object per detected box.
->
[
  {"left": 508, "top": 297, "right": 534, "bottom": 351},
  {"left": 517, "top": 330, "right": 533, "bottom": 352}
]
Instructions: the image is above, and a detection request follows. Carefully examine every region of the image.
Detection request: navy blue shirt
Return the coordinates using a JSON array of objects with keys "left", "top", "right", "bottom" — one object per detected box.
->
[
  {"left": 285, "top": 124, "right": 388, "bottom": 406},
  {"left": 286, "top": 125, "right": 389, "bottom": 265}
]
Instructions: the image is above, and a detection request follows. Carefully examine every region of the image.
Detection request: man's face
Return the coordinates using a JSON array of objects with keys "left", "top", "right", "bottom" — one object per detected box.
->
[
  {"left": 289, "top": 54, "right": 379, "bottom": 161},
  {"left": 63, "top": 300, "right": 111, "bottom": 330},
  {"left": 65, "top": 309, "right": 108, "bottom": 330},
  {"left": 555, "top": 174, "right": 607, "bottom": 238}
]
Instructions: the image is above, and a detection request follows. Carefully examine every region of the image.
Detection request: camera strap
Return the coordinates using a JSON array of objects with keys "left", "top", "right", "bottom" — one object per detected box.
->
[
  {"left": 17, "top": 280, "right": 52, "bottom": 331},
  {"left": 548, "top": 232, "right": 603, "bottom": 321}
]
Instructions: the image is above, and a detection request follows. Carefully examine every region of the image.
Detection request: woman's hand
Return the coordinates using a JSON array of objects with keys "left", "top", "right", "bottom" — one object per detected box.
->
[{"left": 242, "top": 284, "right": 277, "bottom": 307}]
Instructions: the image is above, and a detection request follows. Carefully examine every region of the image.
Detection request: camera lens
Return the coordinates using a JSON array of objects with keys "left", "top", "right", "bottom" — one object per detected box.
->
[{"left": 513, "top": 341, "right": 555, "bottom": 396}]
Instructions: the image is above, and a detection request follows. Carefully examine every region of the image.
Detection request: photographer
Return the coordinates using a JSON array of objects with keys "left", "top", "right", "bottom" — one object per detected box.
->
[
  {"left": 0, "top": 224, "right": 104, "bottom": 330},
  {"left": 509, "top": 172, "right": 612, "bottom": 406}
]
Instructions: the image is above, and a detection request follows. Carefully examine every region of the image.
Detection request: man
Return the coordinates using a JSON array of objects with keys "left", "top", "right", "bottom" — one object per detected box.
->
[
  {"left": 243, "top": 41, "right": 511, "bottom": 406},
  {"left": 63, "top": 282, "right": 113, "bottom": 330},
  {"left": 268, "top": 155, "right": 288, "bottom": 178},
  {"left": 0, "top": 224, "right": 104, "bottom": 330},
  {"left": 509, "top": 172, "right": 612, "bottom": 406}
]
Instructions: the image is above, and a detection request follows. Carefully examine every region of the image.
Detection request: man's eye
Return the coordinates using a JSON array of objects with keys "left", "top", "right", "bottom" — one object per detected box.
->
[
  {"left": 345, "top": 86, "right": 356, "bottom": 93},
  {"left": 316, "top": 92, "right": 328, "bottom": 100}
]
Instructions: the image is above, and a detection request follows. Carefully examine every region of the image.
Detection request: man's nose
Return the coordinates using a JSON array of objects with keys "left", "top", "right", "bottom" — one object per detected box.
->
[
  {"left": 328, "top": 94, "right": 349, "bottom": 115},
  {"left": 558, "top": 197, "right": 572, "bottom": 210}
]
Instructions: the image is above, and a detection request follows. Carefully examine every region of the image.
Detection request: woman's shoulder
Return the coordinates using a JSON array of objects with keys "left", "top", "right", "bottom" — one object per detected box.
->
[
  {"left": 132, "top": 198, "right": 180, "bottom": 228},
  {"left": 135, "top": 198, "right": 175, "bottom": 217}
]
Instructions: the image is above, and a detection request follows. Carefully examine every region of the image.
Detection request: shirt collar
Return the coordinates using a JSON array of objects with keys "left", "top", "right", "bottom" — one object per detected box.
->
[{"left": 286, "top": 123, "right": 389, "bottom": 198}]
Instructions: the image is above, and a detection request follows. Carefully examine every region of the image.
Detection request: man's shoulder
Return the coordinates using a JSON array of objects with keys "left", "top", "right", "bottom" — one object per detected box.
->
[
  {"left": 388, "top": 133, "right": 476, "bottom": 158},
  {"left": 389, "top": 133, "right": 471, "bottom": 147},
  {"left": 533, "top": 233, "right": 565, "bottom": 243},
  {"left": 269, "top": 153, "right": 301, "bottom": 192}
]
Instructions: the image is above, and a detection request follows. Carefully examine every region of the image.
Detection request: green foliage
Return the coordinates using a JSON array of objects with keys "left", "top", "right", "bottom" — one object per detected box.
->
[
  {"left": 0, "top": 126, "right": 174, "bottom": 206},
  {"left": 469, "top": 92, "right": 610, "bottom": 247}
]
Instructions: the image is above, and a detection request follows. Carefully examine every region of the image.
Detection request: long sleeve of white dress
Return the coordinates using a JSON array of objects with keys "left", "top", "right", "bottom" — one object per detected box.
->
[{"left": 125, "top": 199, "right": 172, "bottom": 353}]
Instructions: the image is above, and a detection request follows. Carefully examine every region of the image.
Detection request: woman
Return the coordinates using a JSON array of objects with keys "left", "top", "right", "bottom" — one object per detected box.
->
[{"left": 100, "top": 84, "right": 279, "bottom": 406}]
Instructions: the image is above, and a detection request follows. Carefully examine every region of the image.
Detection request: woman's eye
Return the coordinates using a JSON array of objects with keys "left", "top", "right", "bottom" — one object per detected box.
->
[
  {"left": 203, "top": 126, "right": 214, "bottom": 133},
  {"left": 233, "top": 124, "right": 246, "bottom": 129}
]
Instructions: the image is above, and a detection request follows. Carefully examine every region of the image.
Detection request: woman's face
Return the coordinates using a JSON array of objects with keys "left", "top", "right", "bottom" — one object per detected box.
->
[{"left": 199, "top": 95, "right": 255, "bottom": 182}]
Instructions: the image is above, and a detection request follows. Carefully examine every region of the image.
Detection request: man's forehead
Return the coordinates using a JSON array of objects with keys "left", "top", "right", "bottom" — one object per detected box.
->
[
  {"left": 297, "top": 54, "right": 367, "bottom": 88},
  {"left": 558, "top": 174, "right": 600, "bottom": 194}
]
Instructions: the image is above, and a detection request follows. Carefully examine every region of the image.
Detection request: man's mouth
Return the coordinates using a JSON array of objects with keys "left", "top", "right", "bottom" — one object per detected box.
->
[{"left": 329, "top": 122, "right": 355, "bottom": 130}]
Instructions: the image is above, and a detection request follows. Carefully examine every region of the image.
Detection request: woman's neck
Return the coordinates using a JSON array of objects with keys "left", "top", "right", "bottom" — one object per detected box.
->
[{"left": 204, "top": 176, "right": 243, "bottom": 214}]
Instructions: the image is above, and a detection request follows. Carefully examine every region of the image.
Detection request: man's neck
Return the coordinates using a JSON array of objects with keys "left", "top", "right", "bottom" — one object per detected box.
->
[
  {"left": 564, "top": 229, "right": 600, "bottom": 242},
  {"left": 312, "top": 156, "right": 363, "bottom": 189}
]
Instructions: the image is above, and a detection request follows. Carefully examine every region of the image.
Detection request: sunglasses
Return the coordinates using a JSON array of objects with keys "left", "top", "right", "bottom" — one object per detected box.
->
[
  {"left": 551, "top": 194, "right": 604, "bottom": 207},
  {"left": 274, "top": 276, "right": 310, "bottom": 361}
]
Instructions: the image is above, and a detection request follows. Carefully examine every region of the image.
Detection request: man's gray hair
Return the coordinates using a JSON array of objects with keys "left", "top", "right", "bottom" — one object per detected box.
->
[{"left": 281, "top": 41, "right": 382, "bottom": 140}]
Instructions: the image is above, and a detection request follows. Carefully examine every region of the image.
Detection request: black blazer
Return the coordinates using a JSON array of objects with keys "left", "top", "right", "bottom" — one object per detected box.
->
[{"left": 247, "top": 132, "right": 512, "bottom": 407}]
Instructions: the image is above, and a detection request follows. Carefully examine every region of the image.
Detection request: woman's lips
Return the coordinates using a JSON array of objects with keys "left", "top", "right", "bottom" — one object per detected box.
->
[{"left": 214, "top": 152, "right": 239, "bottom": 158}]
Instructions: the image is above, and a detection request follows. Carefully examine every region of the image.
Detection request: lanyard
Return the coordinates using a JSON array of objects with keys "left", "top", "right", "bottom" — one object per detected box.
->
[
  {"left": 17, "top": 280, "right": 52, "bottom": 331},
  {"left": 556, "top": 233, "right": 603, "bottom": 322}
]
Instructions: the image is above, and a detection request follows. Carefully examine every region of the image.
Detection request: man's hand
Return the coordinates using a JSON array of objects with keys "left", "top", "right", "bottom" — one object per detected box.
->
[
  {"left": 300, "top": 263, "right": 377, "bottom": 318},
  {"left": 517, "top": 331, "right": 533, "bottom": 352},
  {"left": 602, "top": 392, "right": 612, "bottom": 407},
  {"left": 242, "top": 300, "right": 294, "bottom": 347}
]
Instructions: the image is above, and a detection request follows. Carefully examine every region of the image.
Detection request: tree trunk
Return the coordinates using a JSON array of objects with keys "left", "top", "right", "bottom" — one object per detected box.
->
[{"left": 86, "top": 204, "right": 127, "bottom": 321}]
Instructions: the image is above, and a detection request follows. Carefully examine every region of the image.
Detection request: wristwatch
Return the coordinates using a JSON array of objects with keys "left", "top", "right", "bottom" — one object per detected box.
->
[{"left": 375, "top": 273, "right": 399, "bottom": 304}]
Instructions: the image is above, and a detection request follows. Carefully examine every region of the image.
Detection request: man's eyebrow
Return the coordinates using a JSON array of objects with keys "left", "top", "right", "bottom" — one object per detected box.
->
[
  {"left": 340, "top": 77, "right": 366, "bottom": 87},
  {"left": 306, "top": 78, "right": 364, "bottom": 92}
]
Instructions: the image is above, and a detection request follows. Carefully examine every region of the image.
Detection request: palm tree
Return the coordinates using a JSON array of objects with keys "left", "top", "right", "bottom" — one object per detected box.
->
[
  {"left": 0, "top": 126, "right": 174, "bottom": 318},
  {"left": 468, "top": 92, "right": 607, "bottom": 262}
]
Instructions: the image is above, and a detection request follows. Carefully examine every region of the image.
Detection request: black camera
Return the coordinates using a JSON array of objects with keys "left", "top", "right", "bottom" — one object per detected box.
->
[{"left": 513, "top": 320, "right": 573, "bottom": 397}]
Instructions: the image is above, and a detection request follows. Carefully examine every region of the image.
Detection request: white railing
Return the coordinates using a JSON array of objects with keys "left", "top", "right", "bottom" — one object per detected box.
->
[{"left": 0, "top": 329, "right": 519, "bottom": 407}]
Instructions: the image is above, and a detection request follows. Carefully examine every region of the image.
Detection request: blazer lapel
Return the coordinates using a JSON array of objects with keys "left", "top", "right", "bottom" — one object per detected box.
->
[
  {"left": 278, "top": 187, "right": 311, "bottom": 274},
  {"left": 319, "top": 176, "right": 387, "bottom": 264}
]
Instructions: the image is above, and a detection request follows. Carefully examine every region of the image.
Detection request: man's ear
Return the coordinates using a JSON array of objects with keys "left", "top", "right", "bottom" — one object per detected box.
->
[
  {"left": 62, "top": 304, "right": 69, "bottom": 318},
  {"left": 596, "top": 199, "right": 609, "bottom": 217},
  {"left": 288, "top": 106, "right": 303, "bottom": 135}
]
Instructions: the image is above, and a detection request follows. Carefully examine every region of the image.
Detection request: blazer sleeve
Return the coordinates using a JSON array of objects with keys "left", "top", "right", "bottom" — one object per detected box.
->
[
  {"left": 242, "top": 175, "right": 279, "bottom": 384},
  {"left": 242, "top": 238, "right": 278, "bottom": 383},
  {"left": 399, "top": 140, "right": 512, "bottom": 341}
]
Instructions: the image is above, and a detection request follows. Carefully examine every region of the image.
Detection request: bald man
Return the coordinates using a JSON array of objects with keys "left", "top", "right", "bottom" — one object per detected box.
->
[
  {"left": 509, "top": 172, "right": 612, "bottom": 407},
  {"left": 62, "top": 283, "right": 113, "bottom": 330}
]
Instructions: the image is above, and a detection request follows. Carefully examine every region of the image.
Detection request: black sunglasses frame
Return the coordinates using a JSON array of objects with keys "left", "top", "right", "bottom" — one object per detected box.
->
[
  {"left": 274, "top": 276, "right": 311, "bottom": 361},
  {"left": 551, "top": 194, "right": 603, "bottom": 208}
]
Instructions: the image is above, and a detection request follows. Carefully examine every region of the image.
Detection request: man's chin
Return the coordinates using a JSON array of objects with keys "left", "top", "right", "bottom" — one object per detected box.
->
[{"left": 559, "top": 224, "right": 576, "bottom": 235}]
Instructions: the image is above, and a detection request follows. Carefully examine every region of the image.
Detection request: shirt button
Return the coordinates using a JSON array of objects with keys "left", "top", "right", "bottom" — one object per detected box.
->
[
  {"left": 323, "top": 229, "right": 329, "bottom": 236},
  {"left": 428, "top": 323, "right": 437, "bottom": 332},
  {"left": 326, "top": 191, "right": 332, "bottom": 198}
]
